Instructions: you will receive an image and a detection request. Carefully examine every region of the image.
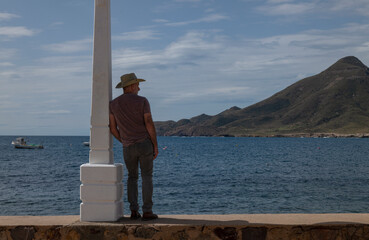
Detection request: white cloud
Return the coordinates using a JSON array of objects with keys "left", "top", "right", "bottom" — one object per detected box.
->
[
  {"left": 0, "top": 62, "right": 14, "bottom": 67},
  {"left": 165, "top": 13, "right": 228, "bottom": 26},
  {"left": 0, "top": 48, "right": 17, "bottom": 60},
  {"left": 0, "top": 55, "right": 92, "bottom": 97},
  {"left": 329, "top": 0, "right": 368, "bottom": 11},
  {"left": 47, "top": 110, "right": 71, "bottom": 114},
  {"left": 355, "top": 42, "right": 369, "bottom": 52},
  {"left": 0, "top": 70, "right": 18, "bottom": 79},
  {"left": 152, "top": 19, "right": 169, "bottom": 23},
  {"left": 175, "top": 0, "right": 201, "bottom": 2},
  {"left": 205, "top": 8, "right": 216, "bottom": 13},
  {"left": 113, "top": 31, "right": 222, "bottom": 69},
  {"left": 0, "top": 26, "right": 36, "bottom": 38},
  {"left": 0, "top": 99, "right": 17, "bottom": 111},
  {"left": 257, "top": 2, "right": 315, "bottom": 15},
  {"left": 43, "top": 38, "right": 92, "bottom": 53},
  {"left": 165, "top": 31, "right": 222, "bottom": 57},
  {"left": 0, "top": 12, "right": 19, "bottom": 21},
  {"left": 329, "top": 0, "right": 369, "bottom": 16},
  {"left": 113, "top": 30, "right": 160, "bottom": 41},
  {"left": 28, "top": 110, "right": 72, "bottom": 115},
  {"left": 258, "top": 0, "right": 369, "bottom": 17},
  {"left": 50, "top": 21, "right": 64, "bottom": 26},
  {"left": 267, "top": 0, "right": 294, "bottom": 3},
  {"left": 162, "top": 86, "right": 252, "bottom": 104}
]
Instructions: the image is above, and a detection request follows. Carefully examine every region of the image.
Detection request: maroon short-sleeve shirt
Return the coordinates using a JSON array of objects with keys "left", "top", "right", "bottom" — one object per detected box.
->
[{"left": 109, "top": 93, "right": 151, "bottom": 147}]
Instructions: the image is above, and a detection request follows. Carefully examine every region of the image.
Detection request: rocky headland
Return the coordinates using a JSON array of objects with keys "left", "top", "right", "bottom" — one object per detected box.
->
[{"left": 155, "top": 56, "right": 369, "bottom": 137}]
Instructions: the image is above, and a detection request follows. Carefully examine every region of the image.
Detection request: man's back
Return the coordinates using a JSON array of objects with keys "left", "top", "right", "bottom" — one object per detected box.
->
[
  {"left": 109, "top": 73, "right": 158, "bottom": 220},
  {"left": 109, "top": 93, "right": 150, "bottom": 146}
]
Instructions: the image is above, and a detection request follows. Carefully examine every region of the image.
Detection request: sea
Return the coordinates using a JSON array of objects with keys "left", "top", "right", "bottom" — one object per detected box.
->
[{"left": 1, "top": 135, "right": 369, "bottom": 216}]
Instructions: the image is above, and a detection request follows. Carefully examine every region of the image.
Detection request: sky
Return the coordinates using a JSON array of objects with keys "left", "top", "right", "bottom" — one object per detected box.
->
[{"left": 1, "top": 0, "right": 369, "bottom": 136}]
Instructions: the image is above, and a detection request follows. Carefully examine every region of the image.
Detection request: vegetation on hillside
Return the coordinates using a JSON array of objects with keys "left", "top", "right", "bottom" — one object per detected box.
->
[{"left": 155, "top": 56, "right": 369, "bottom": 137}]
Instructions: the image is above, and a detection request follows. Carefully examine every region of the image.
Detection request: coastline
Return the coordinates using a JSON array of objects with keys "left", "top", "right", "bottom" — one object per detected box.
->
[
  {"left": 160, "top": 133, "right": 369, "bottom": 138},
  {"left": 235, "top": 133, "right": 369, "bottom": 138}
]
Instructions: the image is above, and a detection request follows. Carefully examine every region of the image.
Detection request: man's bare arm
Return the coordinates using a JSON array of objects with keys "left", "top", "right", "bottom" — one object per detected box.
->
[
  {"left": 144, "top": 113, "right": 158, "bottom": 160},
  {"left": 109, "top": 113, "right": 122, "bottom": 143}
]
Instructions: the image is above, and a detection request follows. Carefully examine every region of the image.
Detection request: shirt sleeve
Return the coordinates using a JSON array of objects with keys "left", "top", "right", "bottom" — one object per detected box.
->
[{"left": 143, "top": 98, "right": 151, "bottom": 114}]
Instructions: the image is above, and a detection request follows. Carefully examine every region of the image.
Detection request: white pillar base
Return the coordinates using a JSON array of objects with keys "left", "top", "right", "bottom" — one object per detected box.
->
[
  {"left": 80, "top": 202, "right": 123, "bottom": 222},
  {"left": 80, "top": 163, "right": 123, "bottom": 222}
]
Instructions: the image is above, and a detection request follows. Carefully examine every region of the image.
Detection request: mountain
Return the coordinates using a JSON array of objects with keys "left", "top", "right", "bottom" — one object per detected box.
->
[{"left": 155, "top": 56, "right": 369, "bottom": 137}]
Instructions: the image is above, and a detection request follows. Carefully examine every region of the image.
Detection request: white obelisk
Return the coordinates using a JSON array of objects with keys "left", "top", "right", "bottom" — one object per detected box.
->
[{"left": 80, "top": 0, "right": 123, "bottom": 222}]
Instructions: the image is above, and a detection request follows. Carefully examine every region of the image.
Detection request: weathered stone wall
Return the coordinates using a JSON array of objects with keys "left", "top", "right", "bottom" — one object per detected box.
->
[{"left": 1, "top": 224, "right": 369, "bottom": 240}]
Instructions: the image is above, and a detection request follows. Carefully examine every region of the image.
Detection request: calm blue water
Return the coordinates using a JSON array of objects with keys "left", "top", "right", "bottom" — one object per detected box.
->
[{"left": 1, "top": 136, "right": 369, "bottom": 216}]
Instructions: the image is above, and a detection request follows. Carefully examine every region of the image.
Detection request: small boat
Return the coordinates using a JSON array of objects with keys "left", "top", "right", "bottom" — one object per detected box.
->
[
  {"left": 83, "top": 141, "right": 90, "bottom": 146},
  {"left": 11, "top": 137, "right": 44, "bottom": 149}
]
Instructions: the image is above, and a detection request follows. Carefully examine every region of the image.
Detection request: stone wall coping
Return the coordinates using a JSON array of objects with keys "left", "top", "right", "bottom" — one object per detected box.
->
[{"left": 1, "top": 213, "right": 369, "bottom": 227}]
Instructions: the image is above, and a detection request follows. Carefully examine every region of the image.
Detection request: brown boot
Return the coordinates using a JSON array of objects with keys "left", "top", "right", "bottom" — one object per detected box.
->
[
  {"left": 130, "top": 210, "right": 141, "bottom": 220},
  {"left": 142, "top": 212, "right": 158, "bottom": 221}
]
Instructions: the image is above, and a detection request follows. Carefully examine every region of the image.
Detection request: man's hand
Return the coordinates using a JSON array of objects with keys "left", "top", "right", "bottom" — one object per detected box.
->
[
  {"left": 153, "top": 146, "right": 159, "bottom": 160},
  {"left": 144, "top": 113, "right": 159, "bottom": 160}
]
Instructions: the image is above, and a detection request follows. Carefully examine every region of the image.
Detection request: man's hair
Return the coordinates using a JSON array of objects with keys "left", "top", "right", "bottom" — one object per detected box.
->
[{"left": 123, "top": 83, "right": 135, "bottom": 93}]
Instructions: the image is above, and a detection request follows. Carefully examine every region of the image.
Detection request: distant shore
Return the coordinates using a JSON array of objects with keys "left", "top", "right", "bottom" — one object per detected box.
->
[
  {"left": 159, "top": 133, "right": 369, "bottom": 138},
  {"left": 230, "top": 133, "right": 369, "bottom": 138}
]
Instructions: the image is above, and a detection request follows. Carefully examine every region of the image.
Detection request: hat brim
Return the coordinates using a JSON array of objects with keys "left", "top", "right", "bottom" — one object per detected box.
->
[{"left": 116, "top": 79, "right": 146, "bottom": 88}]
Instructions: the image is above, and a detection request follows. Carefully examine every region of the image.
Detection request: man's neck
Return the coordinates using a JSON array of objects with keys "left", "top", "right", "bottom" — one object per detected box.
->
[{"left": 123, "top": 91, "right": 137, "bottom": 95}]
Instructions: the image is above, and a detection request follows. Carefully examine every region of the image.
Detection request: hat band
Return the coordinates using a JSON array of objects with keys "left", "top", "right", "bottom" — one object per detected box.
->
[{"left": 123, "top": 79, "right": 138, "bottom": 88}]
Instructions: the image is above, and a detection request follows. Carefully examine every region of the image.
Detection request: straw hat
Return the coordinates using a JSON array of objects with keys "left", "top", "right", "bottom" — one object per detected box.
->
[{"left": 115, "top": 73, "right": 146, "bottom": 88}]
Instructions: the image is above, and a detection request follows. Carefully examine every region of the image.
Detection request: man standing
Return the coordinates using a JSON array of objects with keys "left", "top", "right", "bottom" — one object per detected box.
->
[{"left": 109, "top": 73, "right": 159, "bottom": 221}]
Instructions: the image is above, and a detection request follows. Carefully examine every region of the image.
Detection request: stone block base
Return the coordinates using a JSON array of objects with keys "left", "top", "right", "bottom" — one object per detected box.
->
[
  {"left": 80, "top": 163, "right": 124, "bottom": 222},
  {"left": 80, "top": 163, "right": 123, "bottom": 183},
  {"left": 80, "top": 202, "right": 123, "bottom": 222},
  {"left": 80, "top": 183, "right": 123, "bottom": 202}
]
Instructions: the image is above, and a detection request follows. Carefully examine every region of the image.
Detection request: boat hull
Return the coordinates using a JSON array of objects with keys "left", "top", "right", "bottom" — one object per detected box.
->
[{"left": 14, "top": 144, "right": 44, "bottom": 149}]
